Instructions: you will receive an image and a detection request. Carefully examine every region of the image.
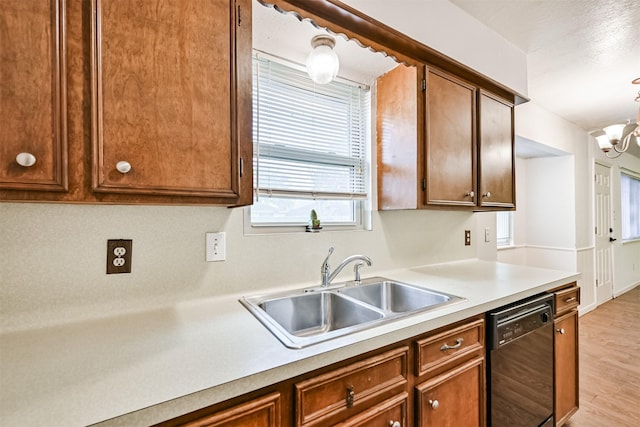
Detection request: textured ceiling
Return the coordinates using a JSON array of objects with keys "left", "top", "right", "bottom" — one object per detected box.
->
[{"left": 450, "top": 0, "right": 640, "bottom": 134}]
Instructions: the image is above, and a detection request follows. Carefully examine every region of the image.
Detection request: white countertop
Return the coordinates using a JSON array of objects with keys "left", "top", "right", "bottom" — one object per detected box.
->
[{"left": 0, "top": 260, "right": 579, "bottom": 426}]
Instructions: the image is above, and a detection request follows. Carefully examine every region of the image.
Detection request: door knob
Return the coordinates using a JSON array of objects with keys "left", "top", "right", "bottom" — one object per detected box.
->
[{"left": 609, "top": 237, "right": 617, "bottom": 242}]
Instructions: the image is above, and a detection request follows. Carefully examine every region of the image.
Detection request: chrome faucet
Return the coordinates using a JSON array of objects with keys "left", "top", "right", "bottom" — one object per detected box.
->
[{"left": 321, "top": 247, "right": 372, "bottom": 287}]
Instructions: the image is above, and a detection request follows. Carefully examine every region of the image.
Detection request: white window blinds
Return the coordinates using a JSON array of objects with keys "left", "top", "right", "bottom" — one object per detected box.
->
[{"left": 253, "top": 55, "right": 369, "bottom": 200}]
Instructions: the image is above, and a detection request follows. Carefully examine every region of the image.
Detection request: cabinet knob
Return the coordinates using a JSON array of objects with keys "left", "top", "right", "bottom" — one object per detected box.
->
[
  {"left": 429, "top": 399, "right": 439, "bottom": 409},
  {"left": 482, "top": 191, "right": 491, "bottom": 198},
  {"left": 16, "top": 152, "right": 37, "bottom": 167},
  {"left": 389, "top": 421, "right": 401, "bottom": 427},
  {"left": 466, "top": 191, "right": 475, "bottom": 198},
  {"left": 556, "top": 328, "right": 565, "bottom": 335},
  {"left": 116, "top": 161, "right": 132, "bottom": 174}
]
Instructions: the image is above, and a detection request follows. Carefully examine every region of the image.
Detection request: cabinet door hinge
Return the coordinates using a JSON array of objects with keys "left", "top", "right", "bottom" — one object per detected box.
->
[
  {"left": 422, "top": 79, "right": 427, "bottom": 92},
  {"left": 237, "top": 5, "right": 242, "bottom": 26},
  {"left": 422, "top": 178, "right": 427, "bottom": 191},
  {"left": 239, "top": 157, "right": 244, "bottom": 177}
]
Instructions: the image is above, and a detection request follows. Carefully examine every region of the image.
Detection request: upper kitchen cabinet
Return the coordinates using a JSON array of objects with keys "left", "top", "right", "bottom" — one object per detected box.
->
[
  {"left": 376, "top": 65, "right": 516, "bottom": 211},
  {"left": 424, "top": 67, "right": 477, "bottom": 208},
  {"left": 91, "top": 0, "right": 251, "bottom": 202},
  {"left": 478, "top": 91, "right": 515, "bottom": 209},
  {"left": 0, "top": 0, "right": 252, "bottom": 206},
  {"left": 0, "top": 0, "right": 67, "bottom": 192}
]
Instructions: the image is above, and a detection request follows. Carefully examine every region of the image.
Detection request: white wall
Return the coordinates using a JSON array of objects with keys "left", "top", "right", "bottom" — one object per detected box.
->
[{"left": 0, "top": 203, "right": 477, "bottom": 332}]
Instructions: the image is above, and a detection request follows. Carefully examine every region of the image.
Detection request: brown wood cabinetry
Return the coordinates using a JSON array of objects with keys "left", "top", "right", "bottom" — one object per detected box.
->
[
  {"left": 416, "top": 357, "right": 485, "bottom": 427},
  {"left": 180, "top": 392, "right": 281, "bottom": 427},
  {"left": 0, "top": 0, "right": 67, "bottom": 192},
  {"left": 295, "top": 347, "right": 408, "bottom": 426},
  {"left": 415, "top": 317, "right": 486, "bottom": 427},
  {"left": 1, "top": 0, "right": 252, "bottom": 206},
  {"left": 376, "top": 65, "right": 515, "bottom": 211},
  {"left": 478, "top": 91, "right": 515, "bottom": 208},
  {"left": 551, "top": 283, "right": 580, "bottom": 426},
  {"left": 424, "top": 68, "right": 477, "bottom": 208}
]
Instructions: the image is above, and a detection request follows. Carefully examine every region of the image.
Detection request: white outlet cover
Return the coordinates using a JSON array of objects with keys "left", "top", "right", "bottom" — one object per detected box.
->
[{"left": 206, "top": 232, "right": 226, "bottom": 262}]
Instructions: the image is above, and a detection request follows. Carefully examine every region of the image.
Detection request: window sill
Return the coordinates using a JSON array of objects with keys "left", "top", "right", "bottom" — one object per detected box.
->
[{"left": 621, "top": 238, "right": 640, "bottom": 245}]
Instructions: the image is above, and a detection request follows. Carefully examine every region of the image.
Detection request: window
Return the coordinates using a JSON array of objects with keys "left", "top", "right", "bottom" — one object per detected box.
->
[
  {"left": 621, "top": 171, "right": 640, "bottom": 240},
  {"left": 496, "top": 211, "right": 513, "bottom": 246},
  {"left": 250, "top": 54, "right": 370, "bottom": 229}
]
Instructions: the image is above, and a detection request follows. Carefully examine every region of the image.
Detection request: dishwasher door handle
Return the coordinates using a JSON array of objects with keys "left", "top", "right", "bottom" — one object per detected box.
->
[{"left": 440, "top": 338, "right": 464, "bottom": 351}]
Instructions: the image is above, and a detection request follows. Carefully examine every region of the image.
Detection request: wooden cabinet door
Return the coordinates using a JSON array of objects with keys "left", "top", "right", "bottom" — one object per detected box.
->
[
  {"left": 416, "top": 356, "right": 485, "bottom": 427},
  {"left": 0, "top": 0, "right": 67, "bottom": 191},
  {"left": 91, "top": 0, "right": 247, "bottom": 200},
  {"left": 424, "top": 67, "right": 476, "bottom": 207},
  {"left": 554, "top": 310, "right": 579, "bottom": 426},
  {"left": 478, "top": 91, "right": 514, "bottom": 208}
]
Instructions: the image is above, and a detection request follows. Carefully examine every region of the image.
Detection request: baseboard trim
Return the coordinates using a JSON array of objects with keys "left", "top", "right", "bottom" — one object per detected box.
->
[{"left": 614, "top": 281, "right": 640, "bottom": 298}]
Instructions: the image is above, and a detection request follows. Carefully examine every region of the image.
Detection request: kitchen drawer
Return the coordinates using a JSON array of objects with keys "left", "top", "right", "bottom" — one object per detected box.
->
[
  {"left": 336, "top": 393, "right": 407, "bottom": 427},
  {"left": 554, "top": 285, "right": 580, "bottom": 315},
  {"left": 295, "top": 346, "right": 408, "bottom": 426},
  {"left": 415, "top": 318, "right": 484, "bottom": 377},
  {"left": 180, "top": 392, "right": 281, "bottom": 427}
]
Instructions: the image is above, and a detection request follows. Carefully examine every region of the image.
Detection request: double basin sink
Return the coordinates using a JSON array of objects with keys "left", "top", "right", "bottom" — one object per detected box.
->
[{"left": 240, "top": 277, "right": 464, "bottom": 348}]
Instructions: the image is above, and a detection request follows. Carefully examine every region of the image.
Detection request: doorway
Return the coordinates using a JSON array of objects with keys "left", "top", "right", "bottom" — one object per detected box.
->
[{"left": 594, "top": 162, "right": 614, "bottom": 305}]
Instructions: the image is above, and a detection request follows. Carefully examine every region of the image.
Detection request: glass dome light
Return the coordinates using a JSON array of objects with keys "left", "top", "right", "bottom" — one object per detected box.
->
[
  {"left": 603, "top": 124, "right": 625, "bottom": 144},
  {"left": 306, "top": 35, "right": 339, "bottom": 85}
]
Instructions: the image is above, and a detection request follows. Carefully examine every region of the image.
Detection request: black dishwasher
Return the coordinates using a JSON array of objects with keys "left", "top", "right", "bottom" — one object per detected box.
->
[{"left": 487, "top": 293, "right": 554, "bottom": 427}]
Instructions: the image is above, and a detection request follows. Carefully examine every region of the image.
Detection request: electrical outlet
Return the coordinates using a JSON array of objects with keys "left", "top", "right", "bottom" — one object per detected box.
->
[
  {"left": 206, "top": 232, "right": 226, "bottom": 262},
  {"left": 107, "top": 239, "right": 132, "bottom": 274},
  {"left": 465, "top": 230, "right": 471, "bottom": 246},
  {"left": 485, "top": 227, "right": 491, "bottom": 242}
]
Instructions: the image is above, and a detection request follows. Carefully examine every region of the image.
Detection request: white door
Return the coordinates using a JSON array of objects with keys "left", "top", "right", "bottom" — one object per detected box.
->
[{"left": 594, "top": 162, "right": 614, "bottom": 304}]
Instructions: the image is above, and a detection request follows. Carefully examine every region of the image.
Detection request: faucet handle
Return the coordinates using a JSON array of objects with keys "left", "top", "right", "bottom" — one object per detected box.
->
[
  {"left": 353, "top": 262, "right": 365, "bottom": 284},
  {"left": 322, "top": 247, "right": 334, "bottom": 270}
]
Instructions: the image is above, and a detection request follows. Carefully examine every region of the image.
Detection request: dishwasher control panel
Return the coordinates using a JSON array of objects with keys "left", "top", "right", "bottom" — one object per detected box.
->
[{"left": 487, "top": 293, "right": 554, "bottom": 349}]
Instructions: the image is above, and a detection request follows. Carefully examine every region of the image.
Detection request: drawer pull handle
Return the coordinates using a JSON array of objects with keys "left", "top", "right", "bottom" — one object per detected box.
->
[
  {"left": 346, "top": 385, "right": 355, "bottom": 408},
  {"left": 565, "top": 296, "right": 577, "bottom": 303},
  {"left": 16, "top": 152, "right": 36, "bottom": 167},
  {"left": 389, "top": 421, "right": 401, "bottom": 427},
  {"left": 116, "top": 161, "right": 132, "bottom": 174},
  {"left": 556, "top": 328, "right": 565, "bottom": 335},
  {"left": 429, "top": 399, "right": 439, "bottom": 410},
  {"left": 440, "top": 338, "right": 464, "bottom": 351}
]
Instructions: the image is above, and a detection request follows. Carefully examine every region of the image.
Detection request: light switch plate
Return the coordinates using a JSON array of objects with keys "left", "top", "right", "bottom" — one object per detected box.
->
[
  {"left": 206, "top": 232, "right": 226, "bottom": 262},
  {"left": 485, "top": 227, "right": 491, "bottom": 242}
]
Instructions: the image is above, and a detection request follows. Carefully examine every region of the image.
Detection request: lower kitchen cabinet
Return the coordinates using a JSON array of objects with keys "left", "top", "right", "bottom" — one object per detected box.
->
[
  {"left": 416, "top": 357, "right": 485, "bottom": 427},
  {"left": 552, "top": 283, "right": 580, "bottom": 427},
  {"left": 294, "top": 347, "right": 408, "bottom": 426},
  {"left": 156, "top": 314, "right": 494, "bottom": 427}
]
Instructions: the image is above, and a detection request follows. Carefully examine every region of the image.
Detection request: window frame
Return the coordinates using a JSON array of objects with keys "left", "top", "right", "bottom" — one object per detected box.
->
[
  {"left": 620, "top": 168, "right": 640, "bottom": 242},
  {"left": 496, "top": 211, "right": 514, "bottom": 247},
  {"left": 246, "top": 52, "right": 372, "bottom": 234}
]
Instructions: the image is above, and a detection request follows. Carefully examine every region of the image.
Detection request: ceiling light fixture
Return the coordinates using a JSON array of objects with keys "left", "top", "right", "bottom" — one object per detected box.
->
[
  {"left": 306, "top": 35, "right": 339, "bottom": 85},
  {"left": 591, "top": 78, "right": 640, "bottom": 158}
]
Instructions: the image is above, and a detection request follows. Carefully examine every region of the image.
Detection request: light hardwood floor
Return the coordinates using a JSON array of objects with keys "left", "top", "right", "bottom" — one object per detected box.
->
[{"left": 564, "top": 285, "right": 640, "bottom": 427}]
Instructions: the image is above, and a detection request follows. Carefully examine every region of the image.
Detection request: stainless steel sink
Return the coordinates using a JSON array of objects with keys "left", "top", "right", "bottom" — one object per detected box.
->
[
  {"left": 338, "top": 280, "right": 453, "bottom": 313},
  {"left": 259, "top": 292, "right": 383, "bottom": 337},
  {"left": 240, "top": 277, "right": 464, "bottom": 348}
]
